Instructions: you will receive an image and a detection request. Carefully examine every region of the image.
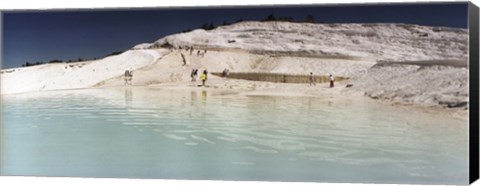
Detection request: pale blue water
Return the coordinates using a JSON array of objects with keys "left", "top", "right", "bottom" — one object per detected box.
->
[{"left": 0, "top": 87, "right": 469, "bottom": 184}]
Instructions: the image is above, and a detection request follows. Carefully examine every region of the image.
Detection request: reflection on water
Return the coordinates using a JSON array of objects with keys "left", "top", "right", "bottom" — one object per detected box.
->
[
  {"left": 0, "top": 87, "right": 469, "bottom": 184},
  {"left": 201, "top": 90, "right": 207, "bottom": 102},
  {"left": 124, "top": 87, "right": 133, "bottom": 107}
]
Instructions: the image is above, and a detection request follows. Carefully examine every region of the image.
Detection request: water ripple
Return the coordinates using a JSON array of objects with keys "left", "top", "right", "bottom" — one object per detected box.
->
[{"left": 1, "top": 87, "right": 468, "bottom": 184}]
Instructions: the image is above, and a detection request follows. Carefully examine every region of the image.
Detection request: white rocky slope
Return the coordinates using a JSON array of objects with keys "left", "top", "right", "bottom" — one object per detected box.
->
[
  {"left": 1, "top": 21, "right": 470, "bottom": 109},
  {"left": 1, "top": 49, "right": 169, "bottom": 94},
  {"left": 134, "top": 21, "right": 469, "bottom": 108},
  {"left": 352, "top": 63, "right": 469, "bottom": 108},
  {"left": 137, "top": 21, "right": 468, "bottom": 61}
]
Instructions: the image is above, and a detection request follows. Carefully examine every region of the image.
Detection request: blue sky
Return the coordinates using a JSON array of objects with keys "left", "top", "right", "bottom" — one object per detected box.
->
[{"left": 2, "top": 2, "right": 468, "bottom": 69}]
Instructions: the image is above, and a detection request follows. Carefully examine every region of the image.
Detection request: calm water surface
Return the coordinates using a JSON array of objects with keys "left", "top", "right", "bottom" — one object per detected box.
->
[{"left": 0, "top": 87, "right": 468, "bottom": 184}]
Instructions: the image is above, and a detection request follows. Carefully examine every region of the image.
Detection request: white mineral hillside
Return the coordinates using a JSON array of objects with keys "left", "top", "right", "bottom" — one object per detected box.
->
[
  {"left": 138, "top": 21, "right": 468, "bottom": 61},
  {"left": 1, "top": 49, "right": 169, "bottom": 94},
  {"left": 1, "top": 21, "right": 469, "bottom": 109}
]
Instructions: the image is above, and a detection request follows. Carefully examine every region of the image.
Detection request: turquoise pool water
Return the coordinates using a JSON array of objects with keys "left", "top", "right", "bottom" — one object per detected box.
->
[{"left": 0, "top": 87, "right": 469, "bottom": 184}]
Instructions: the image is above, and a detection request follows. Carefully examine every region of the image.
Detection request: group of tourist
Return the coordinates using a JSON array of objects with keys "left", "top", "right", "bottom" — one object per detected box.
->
[
  {"left": 191, "top": 69, "right": 209, "bottom": 86},
  {"left": 179, "top": 46, "right": 207, "bottom": 57},
  {"left": 124, "top": 67, "right": 334, "bottom": 88}
]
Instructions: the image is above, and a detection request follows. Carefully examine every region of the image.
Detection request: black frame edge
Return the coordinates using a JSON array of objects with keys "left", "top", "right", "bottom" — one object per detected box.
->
[{"left": 469, "top": 1, "right": 480, "bottom": 185}]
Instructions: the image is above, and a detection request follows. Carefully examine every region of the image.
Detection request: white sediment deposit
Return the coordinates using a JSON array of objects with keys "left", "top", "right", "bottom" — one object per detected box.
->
[
  {"left": 1, "top": 21, "right": 469, "bottom": 109},
  {"left": 352, "top": 61, "right": 469, "bottom": 109}
]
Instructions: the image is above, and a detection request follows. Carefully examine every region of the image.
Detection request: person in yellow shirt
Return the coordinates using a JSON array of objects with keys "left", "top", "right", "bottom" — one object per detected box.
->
[{"left": 201, "top": 70, "right": 208, "bottom": 86}]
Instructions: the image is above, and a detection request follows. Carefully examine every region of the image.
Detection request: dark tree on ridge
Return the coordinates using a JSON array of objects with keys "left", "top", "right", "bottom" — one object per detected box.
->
[
  {"left": 306, "top": 15, "right": 315, "bottom": 23},
  {"left": 265, "top": 13, "right": 276, "bottom": 21}
]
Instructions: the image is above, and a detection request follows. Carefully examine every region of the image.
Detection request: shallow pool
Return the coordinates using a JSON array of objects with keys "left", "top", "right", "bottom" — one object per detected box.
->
[{"left": 0, "top": 87, "right": 469, "bottom": 184}]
